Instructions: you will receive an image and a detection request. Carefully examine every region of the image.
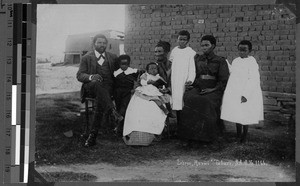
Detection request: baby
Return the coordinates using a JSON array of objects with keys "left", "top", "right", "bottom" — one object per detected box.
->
[{"left": 135, "top": 62, "right": 171, "bottom": 115}]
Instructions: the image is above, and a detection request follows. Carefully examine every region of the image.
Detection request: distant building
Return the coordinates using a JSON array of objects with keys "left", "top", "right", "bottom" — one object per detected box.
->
[{"left": 64, "top": 30, "right": 124, "bottom": 64}]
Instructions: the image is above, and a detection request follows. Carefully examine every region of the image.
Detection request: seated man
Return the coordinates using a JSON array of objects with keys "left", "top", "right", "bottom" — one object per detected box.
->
[{"left": 76, "top": 34, "right": 123, "bottom": 147}]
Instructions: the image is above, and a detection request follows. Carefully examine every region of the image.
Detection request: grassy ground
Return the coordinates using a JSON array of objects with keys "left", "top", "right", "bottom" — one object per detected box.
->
[{"left": 35, "top": 92, "right": 295, "bottom": 169}]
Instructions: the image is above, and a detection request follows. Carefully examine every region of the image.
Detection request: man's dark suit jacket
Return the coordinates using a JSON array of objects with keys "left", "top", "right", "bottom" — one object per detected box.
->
[{"left": 76, "top": 50, "right": 118, "bottom": 102}]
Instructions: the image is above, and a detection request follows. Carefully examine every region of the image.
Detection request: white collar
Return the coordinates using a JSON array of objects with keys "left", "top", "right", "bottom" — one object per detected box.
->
[
  {"left": 94, "top": 50, "right": 105, "bottom": 58},
  {"left": 114, "top": 67, "right": 138, "bottom": 77}
]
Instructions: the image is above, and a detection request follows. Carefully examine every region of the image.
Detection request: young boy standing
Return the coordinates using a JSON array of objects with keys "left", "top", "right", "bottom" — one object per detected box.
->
[
  {"left": 113, "top": 55, "right": 139, "bottom": 118},
  {"left": 169, "top": 30, "right": 196, "bottom": 122}
]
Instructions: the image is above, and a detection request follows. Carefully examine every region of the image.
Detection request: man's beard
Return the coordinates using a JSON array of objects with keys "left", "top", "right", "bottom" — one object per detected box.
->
[{"left": 96, "top": 47, "right": 106, "bottom": 53}]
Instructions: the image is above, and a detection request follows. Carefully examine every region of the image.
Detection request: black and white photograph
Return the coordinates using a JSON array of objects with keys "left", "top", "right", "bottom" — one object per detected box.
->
[{"left": 34, "top": 2, "right": 296, "bottom": 182}]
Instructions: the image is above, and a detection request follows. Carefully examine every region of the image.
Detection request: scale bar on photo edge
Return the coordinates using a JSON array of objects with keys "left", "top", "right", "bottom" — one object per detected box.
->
[
  {"left": 12, "top": 3, "right": 23, "bottom": 182},
  {"left": 22, "top": 3, "right": 31, "bottom": 183},
  {"left": 19, "top": 3, "right": 27, "bottom": 182},
  {"left": 2, "top": 3, "right": 11, "bottom": 183},
  {"left": 5, "top": 3, "right": 14, "bottom": 184}
]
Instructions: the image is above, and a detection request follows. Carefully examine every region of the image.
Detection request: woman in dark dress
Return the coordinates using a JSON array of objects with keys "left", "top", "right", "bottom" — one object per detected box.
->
[
  {"left": 154, "top": 40, "right": 172, "bottom": 89},
  {"left": 178, "top": 35, "right": 229, "bottom": 142}
]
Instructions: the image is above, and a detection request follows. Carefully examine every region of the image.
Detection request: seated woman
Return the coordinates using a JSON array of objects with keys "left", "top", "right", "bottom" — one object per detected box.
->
[
  {"left": 178, "top": 35, "right": 229, "bottom": 143},
  {"left": 123, "top": 41, "right": 172, "bottom": 146}
]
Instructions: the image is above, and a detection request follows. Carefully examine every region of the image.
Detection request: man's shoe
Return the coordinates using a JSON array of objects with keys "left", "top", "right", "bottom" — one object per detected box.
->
[{"left": 84, "top": 133, "right": 97, "bottom": 147}]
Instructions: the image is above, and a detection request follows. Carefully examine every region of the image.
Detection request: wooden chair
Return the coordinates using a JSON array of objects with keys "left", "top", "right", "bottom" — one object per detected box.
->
[
  {"left": 82, "top": 96, "right": 117, "bottom": 135},
  {"left": 83, "top": 97, "right": 96, "bottom": 135}
]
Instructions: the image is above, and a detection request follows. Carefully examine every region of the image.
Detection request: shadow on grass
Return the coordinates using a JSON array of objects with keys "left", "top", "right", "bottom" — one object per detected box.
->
[
  {"left": 40, "top": 171, "right": 97, "bottom": 182},
  {"left": 188, "top": 174, "right": 264, "bottom": 182},
  {"left": 113, "top": 176, "right": 150, "bottom": 182},
  {"left": 35, "top": 92, "right": 295, "bottom": 167}
]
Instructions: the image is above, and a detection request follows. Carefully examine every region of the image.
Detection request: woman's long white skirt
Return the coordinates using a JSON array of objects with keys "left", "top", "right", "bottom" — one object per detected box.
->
[{"left": 123, "top": 93, "right": 166, "bottom": 136}]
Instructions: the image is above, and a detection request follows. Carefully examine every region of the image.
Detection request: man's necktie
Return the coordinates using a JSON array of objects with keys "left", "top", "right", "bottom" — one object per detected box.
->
[
  {"left": 98, "top": 54, "right": 105, "bottom": 65},
  {"left": 99, "top": 54, "right": 105, "bottom": 60}
]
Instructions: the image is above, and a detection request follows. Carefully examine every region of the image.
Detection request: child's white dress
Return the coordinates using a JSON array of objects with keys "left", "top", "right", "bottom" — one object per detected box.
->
[
  {"left": 221, "top": 56, "right": 264, "bottom": 125},
  {"left": 169, "top": 46, "right": 196, "bottom": 110}
]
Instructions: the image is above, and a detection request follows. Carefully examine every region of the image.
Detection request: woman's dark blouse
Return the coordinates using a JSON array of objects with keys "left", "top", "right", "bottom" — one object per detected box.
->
[
  {"left": 193, "top": 51, "right": 229, "bottom": 92},
  {"left": 156, "top": 58, "right": 172, "bottom": 88}
]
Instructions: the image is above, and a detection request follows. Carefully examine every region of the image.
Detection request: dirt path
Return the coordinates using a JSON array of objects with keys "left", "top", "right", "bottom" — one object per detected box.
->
[{"left": 35, "top": 155, "right": 295, "bottom": 182}]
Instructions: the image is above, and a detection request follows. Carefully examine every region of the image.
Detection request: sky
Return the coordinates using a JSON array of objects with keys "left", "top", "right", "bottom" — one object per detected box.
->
[{"left": 36, "top": 4, "right": 125, "bottom": 62}]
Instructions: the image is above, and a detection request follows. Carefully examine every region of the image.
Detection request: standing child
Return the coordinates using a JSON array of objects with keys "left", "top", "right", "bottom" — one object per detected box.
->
[
  {"left": 113, "top": 55, "right": 139, "bottom": 133},
  {"left": 169, "top": 30, "right": 196, "bottom": 124},
  {"left": 221, "top": 40, "right": 264, "bottom": 143}
]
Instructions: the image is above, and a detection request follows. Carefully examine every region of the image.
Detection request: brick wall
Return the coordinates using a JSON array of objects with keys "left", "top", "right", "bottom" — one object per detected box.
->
[
  {"left": 124, "top": 4, "right": 296, "bottom": 124},
  {"left": 125, "top": 4, "right": 296, "bottom": 93}
]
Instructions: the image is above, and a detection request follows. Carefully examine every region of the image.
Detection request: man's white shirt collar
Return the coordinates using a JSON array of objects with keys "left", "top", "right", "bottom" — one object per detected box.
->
[{"left": 94, "top": 50, "right": 105, "bottom": 65}]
